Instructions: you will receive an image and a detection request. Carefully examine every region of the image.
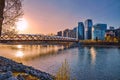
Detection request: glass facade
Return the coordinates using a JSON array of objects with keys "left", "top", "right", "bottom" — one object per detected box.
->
[
  {"left": 84, "top": 19, "right": 93, "bottom": 39},
  {"left": 78, "top": 22, "right": 84, "bottom": 40},
  {"left": 73, "top": 27, "right": 77, "bottom": 38},
  {"left": 92, "top": 24, "right": 107, "bottom": 40}
]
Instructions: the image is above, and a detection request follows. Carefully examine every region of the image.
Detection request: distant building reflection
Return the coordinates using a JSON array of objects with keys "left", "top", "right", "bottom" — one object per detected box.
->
[{"left": 90, "top": 47, "right": 96, "bottom": 65}]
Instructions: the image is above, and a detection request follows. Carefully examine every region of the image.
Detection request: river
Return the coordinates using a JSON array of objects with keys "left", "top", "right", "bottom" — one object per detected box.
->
[{"left": 0, "top": 44, "right": 120, "bottom": 80}]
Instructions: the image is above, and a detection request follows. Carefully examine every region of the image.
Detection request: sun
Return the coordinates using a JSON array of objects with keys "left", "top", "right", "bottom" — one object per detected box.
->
[{"left": 16, "top": 18, "right": 28, "bottom": 31}]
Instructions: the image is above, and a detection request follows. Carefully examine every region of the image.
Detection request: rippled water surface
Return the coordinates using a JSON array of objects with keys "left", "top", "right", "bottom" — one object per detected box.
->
[{"left": 0, "top": 44, "right": 120, "bottom": 80}]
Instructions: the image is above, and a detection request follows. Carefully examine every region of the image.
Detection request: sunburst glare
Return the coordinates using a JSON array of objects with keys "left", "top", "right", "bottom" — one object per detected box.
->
[{"left": 16, "top": 18, "right": 28, "bottom": 31}]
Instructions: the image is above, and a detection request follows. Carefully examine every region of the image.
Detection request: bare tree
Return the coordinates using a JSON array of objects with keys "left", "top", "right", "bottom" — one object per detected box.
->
[
  {"left": 0, "top": 0, "right": 5, "bottom": 36},
  {"left": 0, "top": 0, "right": 23, "bottom": 36}
]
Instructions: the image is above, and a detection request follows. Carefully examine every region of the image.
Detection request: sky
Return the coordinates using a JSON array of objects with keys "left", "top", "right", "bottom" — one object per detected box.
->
[{"left": 22, "top": 0, "right": 120, "bottom": 34}]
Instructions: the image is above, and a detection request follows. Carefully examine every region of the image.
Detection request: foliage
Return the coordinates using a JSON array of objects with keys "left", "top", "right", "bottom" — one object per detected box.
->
[
  {"left": 113, "top": 37, "right": 118, "bottom": 42},
  {"left": 2, "top": 0, "right": 23, "bottom": 35},
  {"left": 105, "top": 36, "right": 118, "bottom": 42},
  {"left": 82, "top": 39, "right": 99, "bottom": 42},
  {"left": 56, "top": 59, "right": 71, "bottom": 80},
  {"left": 105, "top": 36, "right": 111, "bottom": 42},
  {"left": 117, "top": 37, "right": 120, "bottom": 43}
]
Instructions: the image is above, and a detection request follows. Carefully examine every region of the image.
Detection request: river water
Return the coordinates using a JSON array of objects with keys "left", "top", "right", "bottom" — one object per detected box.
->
[{"left": 0, "top": 44, "right": 120, "bottom": 80}]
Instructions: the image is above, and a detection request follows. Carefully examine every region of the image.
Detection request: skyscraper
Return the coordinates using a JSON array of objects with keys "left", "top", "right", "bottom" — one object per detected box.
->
[
  {"left": 78, "top": 22, "right": 84, "bottom": 40},
  {"left": 84, "top": 19, "right": 93, "bottom": 39},
  {"left": 92, "top": 24, "right": 107, "bottom": 40},
  {"left": 73, "top": 27, "right": 78, "bottom": 38}
]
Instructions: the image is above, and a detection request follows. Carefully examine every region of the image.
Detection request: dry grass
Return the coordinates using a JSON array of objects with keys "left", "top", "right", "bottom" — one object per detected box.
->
[
  {"left": 13, "top": 72, "right": 39, "bottom": 80},
  {"left": 56, "top": 59, "right": 71, "bottom": 80}
]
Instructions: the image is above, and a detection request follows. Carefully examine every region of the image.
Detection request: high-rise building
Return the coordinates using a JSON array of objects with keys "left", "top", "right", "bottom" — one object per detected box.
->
[
  {"left": 115, "top": 27, "right": 120, "bottom": 37},
  {"left": 92, "top": 24, "right": 107, "bottom": 40},
  {"left": 78, "top": 22, "right": 84, "bottom": 40},
  {"left": 57, "top": 31, "right": 62, "bottom": 36},
  {"left": 69, "top": 30, "right": 76, "bottom": 38},
  {"left": 84, "top": 19, "right": 93, "bottom": 39},
  {"left": 73, "top": 27, "right": 78, "bottom": 38},
  {"left": 63, "top": 29, "right": 77, "bottom": 38},
  {"left": 63, "top": 29, "right": 69, "bottom": 37},
  {"left": 109, "top": 26, "right": 114, "bottom": 30}
]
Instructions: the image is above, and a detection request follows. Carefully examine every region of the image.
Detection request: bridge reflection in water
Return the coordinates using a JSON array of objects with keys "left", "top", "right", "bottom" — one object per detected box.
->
[{"left": 0, "top": 44, "right": 64, "bottom": 62}]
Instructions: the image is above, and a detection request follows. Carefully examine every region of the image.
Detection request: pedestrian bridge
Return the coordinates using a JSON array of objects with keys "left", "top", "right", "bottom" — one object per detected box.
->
[{"left": 0, "top": 34, "right": 78, "bottom": 42}]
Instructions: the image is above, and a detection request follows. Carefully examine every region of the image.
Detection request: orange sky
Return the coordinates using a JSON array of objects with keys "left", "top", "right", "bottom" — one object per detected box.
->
[
  {"left": 22, "top": 14, "right": 78, "bottom": 34},
  {"left": 22, "top": 5, "right": 77, "bottom": 34},
  {"left": 20, "top": 0, "right": 120, "bottom": 34},
  {"left": 20, "top": 0, "right": 85, "bottom": 34}
]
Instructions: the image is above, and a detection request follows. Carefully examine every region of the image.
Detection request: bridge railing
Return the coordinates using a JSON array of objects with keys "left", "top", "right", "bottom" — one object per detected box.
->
[{"left": 0, "top": 34, "right": 78, "bottom": 42}]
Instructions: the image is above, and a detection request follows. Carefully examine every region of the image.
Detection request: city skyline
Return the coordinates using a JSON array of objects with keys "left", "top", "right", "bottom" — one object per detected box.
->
[
  {"left": 57, "top": 19, "right": 108, "bottom": 40},
  {"left": 22, "top": 0, "right": 120, "bottom": 34}
]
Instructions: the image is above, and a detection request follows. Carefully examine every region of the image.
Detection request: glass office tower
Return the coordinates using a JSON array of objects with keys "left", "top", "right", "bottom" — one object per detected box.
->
[
  {"left": 78, "top": 22, "right": 84, "bottom": 40},
  {"left": 92, "top": 24, "right": 107, "bottom": 40},
  {"left": 84, "top": 19, "right": 93, "bottom": 39}
]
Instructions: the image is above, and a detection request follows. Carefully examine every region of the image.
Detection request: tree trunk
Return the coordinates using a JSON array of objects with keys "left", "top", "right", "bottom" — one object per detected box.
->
[{"left": 0, "top": 0, "right": 5, "bottom": 36}]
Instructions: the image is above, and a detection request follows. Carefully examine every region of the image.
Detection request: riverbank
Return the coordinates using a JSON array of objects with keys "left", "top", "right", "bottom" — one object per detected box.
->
[
  {"left": 80, "top": 41, "right": 120, "bottom": 47},
  {"left": 0, "top": 56, "right": 54, "bottom": 80}
]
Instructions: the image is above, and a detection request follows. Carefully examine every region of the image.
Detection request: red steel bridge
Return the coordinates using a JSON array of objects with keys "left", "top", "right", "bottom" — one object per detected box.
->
[{"left": 0, "top": 34, "right": 78, "bottom": 43}]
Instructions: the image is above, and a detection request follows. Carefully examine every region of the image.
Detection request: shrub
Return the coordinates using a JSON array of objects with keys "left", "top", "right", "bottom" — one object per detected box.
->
[{"left": 56, "top": 59, "right": 70, "bottom": 80}]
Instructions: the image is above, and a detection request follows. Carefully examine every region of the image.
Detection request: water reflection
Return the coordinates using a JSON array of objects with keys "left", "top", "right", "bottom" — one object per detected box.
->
[
  {"left": 0, "top": 44, "right": 64, "bottom": 61},
  {"left": 17, "top": 45, "right": 22, "bottom": 49},
  {"left": 0, "top": 44, "right": 120, "bottom": 80},
  {"left": 90, "top": 47, "right": 96, "bottom": 65},
  {"left": 16, "top": 51, "right": 24, "bottom": 58}
]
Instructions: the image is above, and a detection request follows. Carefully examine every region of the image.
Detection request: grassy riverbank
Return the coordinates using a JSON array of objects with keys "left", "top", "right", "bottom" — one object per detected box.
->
[{"left": 80, "top": 40, "right": 120, "bottom": 47}]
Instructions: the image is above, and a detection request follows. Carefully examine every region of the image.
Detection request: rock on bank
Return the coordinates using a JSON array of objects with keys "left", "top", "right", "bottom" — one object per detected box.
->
[{"left": 0, "top": 56, "right": 54, "bottom": 80}]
